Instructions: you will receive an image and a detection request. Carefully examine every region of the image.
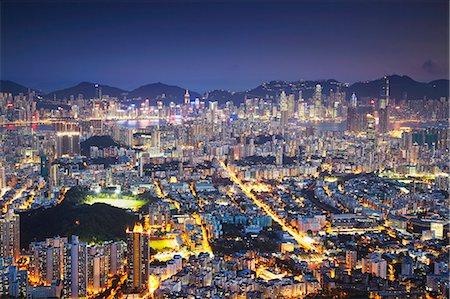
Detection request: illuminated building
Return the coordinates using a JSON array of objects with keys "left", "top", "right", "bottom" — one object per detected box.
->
[
  {"left": 0, "top": 210, "right": 20, "bottom": 262},
  {"left": 347, "top": 93, "right": 374, "bottom": 133},
  {"left": 62, "top": 236, "right": 87, "bottom": 298},
  {"left": 40, "top": 155, "right": 49, "bottom": 178},
  {"left": 149, "top": 202, "right": 170, "bottom": 229},
  {"left": 126, "top": 223, "right": 150, "bottom": 292},
  {"left": 0, "top": 258, "right": 28, "bottom": 298},
  {"left": 287, "top": 93, "right": 295, "bottom": 117},
  {"left": 29, "top": 237, "right": 67, "bottom": 285},
  {"left": 30, "top": 237, "right": 125, "bottom": 294},
  {"left": 95, "top": 84, "right": 102, "bottom": 100},
  {"left": 297, "top": 97, "right": 306, "bottom": 120},
  {"left": 378, "top": 77, "right": 389, "bottom": 133},
  {"left": 346, "top": 92, "right": 358, "bottom": 132},
  {"left": 362, "top": 253, "right": 387, "bottom": 279},
  {"left": 279, "top": 91, "right": 288, "bottom": 134},
  {"left": 209, "top": 101, "right": 218, "bottom": 123},
  {"left": 0, "top": 167, "right": 5, "bottom": 190},
  {"left": 430, "top": 221, "right": 444, "bottom": 239},
  {"left": 275, "top": 145, "right": 283, "bottom": 166},
  {"left": 184, "top": 90, "right": 190, "bottom": 105},
  {"left": 152, "top": 129, "right": 161, "bottom": 148},
  {"left": 55, "top": 122, "right": 80, "bottom": 158},
  {"left": 313, "top": 84, "right": 323, "bottom": 119},
  {"left": 346, "top": 250, "right": 357, "bottom": 269},
  {"left": 366, "top": 113, "right": 376, "bottom": 140},
  {"left": 87, "top": 251, "right": 109, "bottom": 293}
]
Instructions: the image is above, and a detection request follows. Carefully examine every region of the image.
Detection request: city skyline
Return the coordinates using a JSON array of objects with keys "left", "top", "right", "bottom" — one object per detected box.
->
[
  {"left": 0, "top": 1, "right": 449, "bottom": 298},
  {"left": 1, "top": 0, "right": 449, "bottom": 92}
]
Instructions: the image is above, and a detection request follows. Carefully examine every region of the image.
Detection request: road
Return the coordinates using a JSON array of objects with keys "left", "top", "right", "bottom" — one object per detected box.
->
[{"left": 218, "top": 161, "right": 325, "bottom": 253}]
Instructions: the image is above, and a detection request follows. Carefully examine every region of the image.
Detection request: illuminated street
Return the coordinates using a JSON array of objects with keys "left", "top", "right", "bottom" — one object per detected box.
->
[{"left": 1, "top": 1, "right": 448, "bottom": 298}]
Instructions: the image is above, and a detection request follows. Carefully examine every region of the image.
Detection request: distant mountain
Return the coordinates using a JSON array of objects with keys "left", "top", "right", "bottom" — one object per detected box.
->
[
  {"left": 128, "top": 82, "right": 201, "bottom": 104},
  {"left": 47, "top": 82, "right": 128, "bottom": 99},
  {"left": 44, "top": 81, "right": 201, "bottom": 104},
  {"left": 206, "top": 79, "right": 347, "bottom": 104},
  {"left": 0, "top": 80, "right": 34, "bottom": 95},
  {"left": 3, "top": 75, "right": 449, "bottom": 105},
  {"left": 205, "top": 90, "right": 247, "bottom": 103},
  {"left": 206, "top": 75, "right": 449, "bottom": 104},
  {"left": 347, "top": 75, "right": 449, "bottom": 101}
]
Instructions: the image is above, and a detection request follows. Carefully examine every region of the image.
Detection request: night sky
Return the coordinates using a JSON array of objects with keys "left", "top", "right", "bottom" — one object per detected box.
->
[{"left": 1, "top": 0, "right": 448, "bottom": 92}]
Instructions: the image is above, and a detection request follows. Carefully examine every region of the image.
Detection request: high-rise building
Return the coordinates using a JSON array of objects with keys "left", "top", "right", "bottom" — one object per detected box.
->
[
  {"left": 367, "top": 114, "right": 376, "bottom": 141},
  {"left": 40, "top": 155, "right": 49, "bottom": 178},
  {"left": 29, "top": 237, "right": 67, "bottom": 285},
  {"left": 279, "top": 91, "right": 288, "bottom": 133},
  {"left": 347, "top": 93, "right": 358, "bottom": 132},
  {"left": 297, "top": 98, "right": 306, "bottom": 120},
  {"left": 0, "top": 210, "right": 20, "bottom": 262},
  {"left": 184, "top": 90, "right": 190, "bottom": 105},
  {"left": 314, "top": 84, "right": 322, "bottom": 102},
  {"left": 346, "top": 250, "right": 357, "bottom": 269},
  {"left": 55, "top": 122, "right": 80, "bottom": 158},
  {"left": 287, "top": 94, "right": 295, "bottom": 117},
  {"left": 362, "top": 253, "right": 387, "bottom": 279},
  {"left": 30, "top": 238, "right": 125, "bottom": 295},
  {"left": 95, "top": 84, "right": 102, "bottom": 100},
  {"left": 378, "top": 77, "right": 390, "bottom": 133},
  {"left": 209, "top": 101, "right": 218, "bottom": 123},
  {"left": 87, "top": 250, "right": 109, "bottom": 293},
  {"left": 275, "top": 145, "right": 283, "bottom": 166},
  {"left": 0, "top": 258, "right": 28, "bottom": 298},
  {"left": 62, "top": 236, "right": 87, "bottom": 298},
  {"left": 148, "top": 203, "right": 170, "bottom": 229},
  {"left": 126, "top": 223, "right": 150, "bottom": 292},
  {"left": 0, "top": 167, "right": 6, "bottom": 190},
  {"left": 151, "top": 130, "right": 161, "bottom": 148}
]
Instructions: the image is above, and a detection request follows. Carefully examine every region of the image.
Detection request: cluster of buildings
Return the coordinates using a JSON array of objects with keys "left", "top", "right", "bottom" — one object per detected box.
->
[{"left": 0, "top": 81, "right": 448, "bottom": 298}]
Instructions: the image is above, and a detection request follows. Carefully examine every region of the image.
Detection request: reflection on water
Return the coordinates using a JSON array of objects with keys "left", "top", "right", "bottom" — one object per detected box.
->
[
  {"left": 116, "top": 119, "right": 160, "bottom": 129},
  {"left": 302, "top": 120, "right": 448, "bottom": 132},
  {"left": 3, "top": 119, "right": 447, "bottom": 133},
  {"left": 390, "top": 121, "right": 448, "bottom": 131},
  {"left": 302, "top": 122, "right": 346, "bottom": 132}
]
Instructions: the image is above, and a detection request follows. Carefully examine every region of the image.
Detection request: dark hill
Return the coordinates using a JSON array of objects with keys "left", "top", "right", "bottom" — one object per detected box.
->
[
  {"left": 128, "top": 82, "right": 201, "bottom": 104},
  {"left": 0, "top": 80, "right": 34, "bottom": 95},
  {"left": 347, "top": 75, "right": 449, "bottom": 100},
  {"left": 81, "top": 135, "right": 120, "bottom": 157},
  {"left": 47, "top": 82, "right": 128, "bottom": 100},
  {"left": 19, "top": 187, "right": 137, "bottom": 249},
  {"left": 206, "top": 75, "right": 449, "bottom": 103}
]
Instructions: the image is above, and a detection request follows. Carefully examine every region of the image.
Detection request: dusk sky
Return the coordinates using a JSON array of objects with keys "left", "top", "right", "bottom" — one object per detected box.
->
[{"left": 1, "top": 0, "right": 449, "bottom": 92}]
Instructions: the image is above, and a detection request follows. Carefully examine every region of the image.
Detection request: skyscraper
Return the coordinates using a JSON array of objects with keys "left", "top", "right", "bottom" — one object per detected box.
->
[
  {"left": 184, "top": 90, "right": 190, "bottom": 105},
  {"left": 0, "top": 210, "right": 20, "bottom": 262},
  {"left": 63, "top": 236, "right": 87, "bottom": 298},
  {"left": 313, "top": 84, "right": 323, "bottom": 119},
  {"left": 279, "top": 91, "right": 288, "bottom": 134},
  {"left": 0, "top": 167, "right": 6, "bottom": 190},
  {"left": 347, "top": 92, "right": 358, "bottom": 132},
  {"left": 55, "top": 122, "right": 81, "bottom": 158},
  {"left": 29, "top": 237, "right": 67, "bottom": 285},
  {"left": 378, "top": 77, "right": 390, "bottom": 133},
  {"left": 95, "top": 84, "right": 102, "bottom": 100},
  {"left": 40, "top": 155, "right": 49, "bottom": 178},
  {"left": 126, "top": 223, "right": 150, "bottom": 292}
]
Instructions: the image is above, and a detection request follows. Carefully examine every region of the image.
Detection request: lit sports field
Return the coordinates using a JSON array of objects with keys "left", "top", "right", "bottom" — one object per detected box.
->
[
  {"left": 84, "top": 194, "right": 146, "bottom": 211},
  {"left": 150, "top": 238, "right": 179, "bottom": 251}
]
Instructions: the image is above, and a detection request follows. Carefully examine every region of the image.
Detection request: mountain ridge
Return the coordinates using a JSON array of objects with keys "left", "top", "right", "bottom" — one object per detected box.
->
[{"left": 1, "top": 75, "right": 448, "bottom": 104}]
